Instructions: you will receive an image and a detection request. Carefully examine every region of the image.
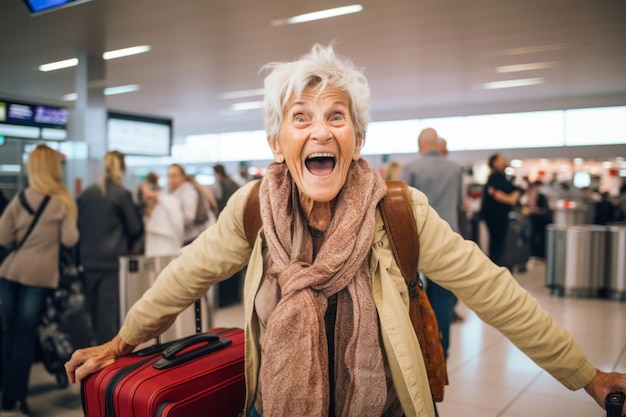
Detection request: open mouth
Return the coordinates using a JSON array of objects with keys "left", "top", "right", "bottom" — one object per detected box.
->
[{"left": 305, "top": 153, "right": 336, "bottom": 176}]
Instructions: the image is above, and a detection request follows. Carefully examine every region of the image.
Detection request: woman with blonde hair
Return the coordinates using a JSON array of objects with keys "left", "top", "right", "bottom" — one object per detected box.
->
[
  {"left": 77, "top": 150, "right": 143, "bottom": 345},
  {"left": 167, "top": 163, "right": 218, "bottom": 245},
  {"left": 0, "top": 144, "right": 79, "bottom": 416}
]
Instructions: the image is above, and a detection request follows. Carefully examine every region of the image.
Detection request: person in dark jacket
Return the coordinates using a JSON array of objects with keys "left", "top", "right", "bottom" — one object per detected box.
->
[
  {"left": 480, "top": 153, "right": 521, "bottom": 267},
  {"left": 77, "top": 151, "right": 143, "bottom": 344},
  {"left": 212, "top": 164, "right": 241, "bottom": 215}
]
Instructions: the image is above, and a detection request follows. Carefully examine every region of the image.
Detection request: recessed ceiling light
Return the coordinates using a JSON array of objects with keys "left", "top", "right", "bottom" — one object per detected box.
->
[
  {"left": 483, "top": 78, "right": 544, "bottom": 90},
  {"left": 271, "top": 4, "right": 363, "bottom": 26},
  {"left": 103, "top": 45, "right": 151, "bottom": 60},
  {"left": 39, "top": 58, "right": 79, "bottom": 72},
  {"left": 105, "top": 84, "right": 140, "bottom": 95},
  {"left": 496, "top": 61, "right": 561, "bottom": 73},
  {"left": 231, "top": 101, "right": 264, "bottom": 111},
  {"left": 505, "top": 44, "right": 565, "bottom": 56},
  {"left": 39, "top": 45, "right": 151, "bottom": 72},
  {"left": 219, "top": 88, "right": 265, "bottom": 100},
  {"left": 62, "top": 84, "right": 140, "bottom": 101}
]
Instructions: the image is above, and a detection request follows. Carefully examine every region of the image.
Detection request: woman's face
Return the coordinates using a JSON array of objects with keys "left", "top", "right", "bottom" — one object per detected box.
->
[
  {"left": 167, "top": 166, "right": 185, "bottom": 191},
  {"left": 268, "top": 86, "right": 362, "bottom": 203}
]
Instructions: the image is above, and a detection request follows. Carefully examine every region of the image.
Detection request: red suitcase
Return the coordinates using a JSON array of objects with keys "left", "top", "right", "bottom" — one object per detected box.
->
[{"left": 81, "top": 327, "right": 245, "bottom": 417}]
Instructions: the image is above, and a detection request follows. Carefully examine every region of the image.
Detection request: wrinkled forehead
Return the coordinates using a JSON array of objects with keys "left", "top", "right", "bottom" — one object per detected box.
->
[{"left": 283, "top": 84, "right": 351, "bottom": 112}]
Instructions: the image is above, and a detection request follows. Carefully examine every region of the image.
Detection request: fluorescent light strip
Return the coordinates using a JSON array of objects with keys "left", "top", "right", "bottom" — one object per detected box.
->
[
  {"left": 39, "top": 58, "right": 79, "bottom": 72},
  {"left": 63, "top": 84, "right": 140, "bottom": 101},
  {"left": 496, "top": 61, "right": 561, "bottom": 73},
  {"left": 231, "top": 101, "right": 264, "bottom": 111},
  {"left": 483, "top": 77, "right": 544, "bottom": 90},
  {"left": 505, "top": 44, "right": 564, "bottom": 56},
  {"left": 103, "top": 45, "right": 151, "bottom": 60},
  {"left": 39, "top": 45, "right": 150, "bottom": 72},
  {"left": 272, "top": 4, "right": 363, "bottom": 26},
  {"left": 105, "top": 84, "right": 140, "bottom": 95},
  {"left": 219, "top": 88, "right": 265, "bottom": 100}
]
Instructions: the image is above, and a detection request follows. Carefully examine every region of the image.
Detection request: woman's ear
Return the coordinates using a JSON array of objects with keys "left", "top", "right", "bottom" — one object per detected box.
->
[{"left": 267, "top": 136, "right": 285, "bottom": 163}]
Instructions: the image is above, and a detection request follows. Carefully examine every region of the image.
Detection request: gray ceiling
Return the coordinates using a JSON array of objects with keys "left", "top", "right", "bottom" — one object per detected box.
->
[{"left": 1, "top": 0, "right": 626, "bottom": 141}]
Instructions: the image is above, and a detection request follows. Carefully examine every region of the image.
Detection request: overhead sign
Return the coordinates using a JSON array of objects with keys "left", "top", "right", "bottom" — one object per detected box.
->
[{"left": 0, "top": 100, "right": 68, "bottom": 128}]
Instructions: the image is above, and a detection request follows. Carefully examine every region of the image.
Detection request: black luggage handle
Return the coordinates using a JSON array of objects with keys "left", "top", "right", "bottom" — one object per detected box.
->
[
  {"left": 606, "top": 391, "right": 625, "bottom": 417},
  {"left": 152, "top": 333, "right": 231, "bottom": 370}
]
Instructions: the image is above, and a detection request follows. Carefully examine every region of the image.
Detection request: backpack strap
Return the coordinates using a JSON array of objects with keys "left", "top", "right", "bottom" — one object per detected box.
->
[
  {"left": 379, "top": 181, "right": 419, "bottom": 280},
  {"left": 380, "top": 180, "right": 448, "bottom": 402}
]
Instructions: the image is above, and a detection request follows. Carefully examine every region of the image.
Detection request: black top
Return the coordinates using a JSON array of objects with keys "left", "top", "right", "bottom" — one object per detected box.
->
[
  {"left": 480, "top": 171, "right": 517, "bottom": 222},
  {"left": 77, "top": 181, "right": 143, "bottom": 271}
]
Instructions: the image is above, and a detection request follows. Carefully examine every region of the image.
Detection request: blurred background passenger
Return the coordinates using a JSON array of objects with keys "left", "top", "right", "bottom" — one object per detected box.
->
[
  {"left": 480, "top": 152, "right": 521, "bottom": 266},
  {"left": 167, "top": 164, "right": 217, "bottom": 245},
  {"left": 210, "top": 164, "right": 243, "bottom": 307},
  {"left": 0, "top": 145, "right": 79, "bottom": 417},
  {"left": 523, "top": 180, "right": 551, "bottom": 259},
  {"left": 0, "top": 190, "right": 8, "bottom": 218},
  {"left": 212, "top": 164, "right": 241, "bottom": 215},
  {"left": 140, "top": 174, "right": 184, "bottom": 256},
  {"left": 383, "top": 161, "right": 402, "bottom": 181},
  {"left": 618, "top": 183, "right": 626, "bottom": 221},
  {"left": 77, "top": 151, "right": 143, "bottom": 345},
  {"left": 594, "top": 191, "right": 616, "bottom": 225},
  {"left": 401, "top": 127, "right": 463, "bottom": 359}
]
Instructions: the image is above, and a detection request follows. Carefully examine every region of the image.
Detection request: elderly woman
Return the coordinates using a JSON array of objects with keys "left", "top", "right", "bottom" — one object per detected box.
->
[{"left": 66, "top": 45, "right": 625, "bottom": 417}]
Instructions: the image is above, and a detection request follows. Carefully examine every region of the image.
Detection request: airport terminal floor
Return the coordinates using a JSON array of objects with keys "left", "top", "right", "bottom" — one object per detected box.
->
[{"left": 19, "top": 259, "right": 626, "bottom": 417}]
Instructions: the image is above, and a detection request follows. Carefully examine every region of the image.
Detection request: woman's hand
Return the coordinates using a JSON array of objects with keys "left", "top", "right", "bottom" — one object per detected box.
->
[
  {"left": 584, "top": 369, "right": 626, "bottom": 414},
  {"left": 65, "top": 335, "right": 135, "bottom": 383}
]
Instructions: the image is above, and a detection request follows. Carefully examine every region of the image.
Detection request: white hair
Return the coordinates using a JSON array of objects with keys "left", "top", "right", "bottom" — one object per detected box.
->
[{"left": 261, "top": 43, "right": 370, "bottom": 143}]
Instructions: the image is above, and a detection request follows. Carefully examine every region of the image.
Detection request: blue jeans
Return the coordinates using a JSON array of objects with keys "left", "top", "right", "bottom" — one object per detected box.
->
[
  {"left": 0, "top": 278, "right": 48, "bottom": 406},
  {"left": 249, "top": 408, "right": 261, "bottom": 417},
  {"left": 425, "top": 278, "right": 457, "bottom": 360}
]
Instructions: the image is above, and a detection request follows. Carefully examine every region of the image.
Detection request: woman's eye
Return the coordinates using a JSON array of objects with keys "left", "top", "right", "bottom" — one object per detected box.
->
[
  {"left": 330, "top": 113, "right": 345, "bottom": 122},
  {"left": 294, "top": 114, "right": 306, "bottom": 123}
]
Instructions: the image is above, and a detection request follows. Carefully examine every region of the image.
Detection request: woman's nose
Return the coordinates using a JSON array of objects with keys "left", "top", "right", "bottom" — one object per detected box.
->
[{"left": 310, "top": 119, "right": 331, "bottom": 142}]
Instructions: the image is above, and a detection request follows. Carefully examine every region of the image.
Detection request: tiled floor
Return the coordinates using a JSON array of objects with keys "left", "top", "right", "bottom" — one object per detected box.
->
[{"left": 23, "top": 259, "right": 626, "bottom": 416}]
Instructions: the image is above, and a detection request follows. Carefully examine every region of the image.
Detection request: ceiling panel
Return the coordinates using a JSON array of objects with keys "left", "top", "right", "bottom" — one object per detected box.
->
[{"left": 0, "top": 0, "right": 625, "bottom": 140}]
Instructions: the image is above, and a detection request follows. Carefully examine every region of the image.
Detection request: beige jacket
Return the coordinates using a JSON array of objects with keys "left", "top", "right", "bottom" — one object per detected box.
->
[
  {"left": 119, "top": 180, "right": 596, "bottom": 417},
  {"left": 0, "top": 188, "right": 79, "bottom": 288}
]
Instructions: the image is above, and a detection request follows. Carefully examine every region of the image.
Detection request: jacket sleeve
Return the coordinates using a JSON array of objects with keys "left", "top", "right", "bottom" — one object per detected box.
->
[
  {"left": 118, "top": 181, "right": 257, "bottom": 346},
  {"left": 409, "top": 187, "right": 597, "bottom": 391},
  {"left": 118, "top": 189, "right": 143, "bottom": 247}
]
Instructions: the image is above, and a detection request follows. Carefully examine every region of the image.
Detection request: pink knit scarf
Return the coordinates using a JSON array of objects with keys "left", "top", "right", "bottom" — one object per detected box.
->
[{"left": 258, "top": 159, "right": 388, "bottom": 416}]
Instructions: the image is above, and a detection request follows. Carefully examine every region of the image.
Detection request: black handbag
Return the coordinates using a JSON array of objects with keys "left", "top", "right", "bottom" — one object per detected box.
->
[{"left": 0, "top": 192, "right": 50, "bottom": 266}]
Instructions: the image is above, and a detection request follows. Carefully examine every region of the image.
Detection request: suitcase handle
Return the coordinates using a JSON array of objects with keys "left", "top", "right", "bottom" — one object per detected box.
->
[
  {"left": 606, "top": 391, "right": 625, "bottom": 417},
  {"left": 152, "top": 333, "right": 232, "bottom": 370}
]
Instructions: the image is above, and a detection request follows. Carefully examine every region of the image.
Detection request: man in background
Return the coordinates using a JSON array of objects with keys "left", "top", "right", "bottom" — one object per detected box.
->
[{"left": 402, "top": 128, "right": 464, "bottom": 359}]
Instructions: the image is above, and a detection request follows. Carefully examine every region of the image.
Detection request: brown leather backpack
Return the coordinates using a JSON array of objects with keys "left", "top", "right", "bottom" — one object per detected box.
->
[{"left": 243, "top": 179, "right": 448, "bottom": 401}]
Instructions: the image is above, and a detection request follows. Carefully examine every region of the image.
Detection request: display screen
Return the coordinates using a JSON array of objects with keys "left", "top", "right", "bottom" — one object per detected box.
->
[
  {"left": 21, "top": 0, "right": 93, "bottom": 15},
  {"left": 0, "top": 99, "right": 67, "bottom": 128},
  {"left": 107, "top": 112, "right": 173, "bottom": 157}
]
